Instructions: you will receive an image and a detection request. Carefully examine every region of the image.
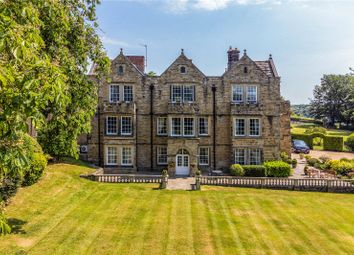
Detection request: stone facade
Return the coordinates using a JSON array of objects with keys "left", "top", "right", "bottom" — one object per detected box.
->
[{"left": 81, "top": 47, "right": 291, "bottom": 176}]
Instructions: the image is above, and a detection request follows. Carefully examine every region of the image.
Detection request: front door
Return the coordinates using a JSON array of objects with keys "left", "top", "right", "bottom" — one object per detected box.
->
[{"left": 176, "top": 154, "right": 189, "bottom": 176}]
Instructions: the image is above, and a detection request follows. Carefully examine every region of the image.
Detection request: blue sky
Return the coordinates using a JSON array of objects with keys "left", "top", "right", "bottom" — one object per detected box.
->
[{"left": 97, "top": 0, "right": 354, "bottom": 104}]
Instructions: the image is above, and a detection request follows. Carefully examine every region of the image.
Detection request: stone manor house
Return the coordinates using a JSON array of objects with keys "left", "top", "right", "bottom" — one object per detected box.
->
[{"left": 82, "top": 47, "right": 291, "bottom": 176}]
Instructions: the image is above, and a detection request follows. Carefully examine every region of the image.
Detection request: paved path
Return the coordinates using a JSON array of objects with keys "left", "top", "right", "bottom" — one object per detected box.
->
[{"left": 166, "top": 177, "right": 196, "bottom": 190}]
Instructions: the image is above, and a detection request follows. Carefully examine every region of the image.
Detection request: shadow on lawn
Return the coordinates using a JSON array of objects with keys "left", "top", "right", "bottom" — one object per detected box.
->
[{"left": 7, "top": 218, "right": 27, "bottom": 234}]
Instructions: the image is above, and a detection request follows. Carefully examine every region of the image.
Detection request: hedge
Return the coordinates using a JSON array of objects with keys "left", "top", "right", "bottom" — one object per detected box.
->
[
  {"left": 291, "top": 133, "right": 344, "bottom": 151},
  {"left": 264, "top": 161, "right": 292, "bottom": 177},
  {"left": 230, "top": 164, "right": 244, "bottom": 176},
  {"left": 243, "top": 165, "right": 267, "bottom": 177}
]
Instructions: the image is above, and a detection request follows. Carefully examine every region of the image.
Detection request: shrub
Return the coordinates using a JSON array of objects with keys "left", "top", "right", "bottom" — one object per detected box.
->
[
  {"left": 264, "top": 161, "right": 292, "bottom": 177},
  {"left": 243, "top": 165, "right": 267, "bottom": 177},
  {"left": 22, "top": 153, "right": 47, "bottom": 186},
  {"left": 0, "top": 212, "right": 11, "bottom": 236},
  {"left": 326, "top": 160, "right": 354, "bottom": 175},
  {"left": 307, "top": 157, "right": 319, "bottom": 167},
  {"left": 304, "top": 165, "right": 309, "bottom": 175},
  {"left": 305, "top": 127, "right": 327, "bottom": 135},
  {"left": 323, "top": 136, "right": 343, "bottom": 151},
  {"left": 345, "top": 134, "right": 354, "bottom": 151},
  {"left": 304, "top": 155, "right": 312, "bottom": 160},
  {"left": 319, "top": 155, "right": 331, "bottom": 163},
  {"left": 280, "top": 152, "right": 289, "bottom": 162},
  {"left": 0, "top": 175, "right": 21, "bottom": 203},
  {"left": 291, "top": 159, "right": 297, "bottom": 168},
  {"left": 230, "top": 164, "right": 244, "bottom": 176}
]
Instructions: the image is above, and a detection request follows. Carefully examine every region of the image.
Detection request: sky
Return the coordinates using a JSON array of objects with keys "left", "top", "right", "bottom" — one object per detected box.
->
[{"left": 96, "top": 0, "right": 354, "bottom": 104}]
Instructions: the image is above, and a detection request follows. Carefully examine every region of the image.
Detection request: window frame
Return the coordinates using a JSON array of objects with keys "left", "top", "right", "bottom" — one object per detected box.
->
[
  {"left": 249, "top": 148, "right": 262, "bottom": 165},
  {"left": 246, "top": 85, "right": 257, "bottom": 103},
  {"left": 106, "top": 146, "right": 118, "bottom": 166},
  {"left": 234, "top": 118, "right": 246, "bottom": 136},
  {"left": 198, "top": 147, "right": 210, "bottom": 166},
  {"left": 121, "top": 116, "right": 132, "bottom": 136},
  {"left": 109, "top": 84, "right": 120, "bottom": 103},
  {"left": 183, "top": 85, "right": 195, "bottom": 102},
  {"left": 171, "top": 117, "right": 182, "bottom": 136},
  {"left": 232, "top": 85, "right": 244, "bottom": 103},
  {"left": 171, "top": 85, "right": 195, "bottom": 103},
  {"left": 157, "top": 146, "right": 168, "bottom": 165},
  {"left": 183, "top": 117, "right": 195, "bottom": 136},
  {"left": 234, "top": 148, "right": 246, "bottom": 165},
  {"left": 157, "top": 117, "right": 168, "bottom": 136},
  {"left": 106, "top": 116, "right": 118, "bottom": 135},
  {"left": 121, "top": 147, "right": 133, "bottom": 166},
  {"left": 198, "top": 117, "right": 209, "bottom": 136},
  {"left": 123, "top": 85, "right": 133, "bottom": 102},
  {"left": 249, "top": 118, "right": 260, "bottom": 137}
]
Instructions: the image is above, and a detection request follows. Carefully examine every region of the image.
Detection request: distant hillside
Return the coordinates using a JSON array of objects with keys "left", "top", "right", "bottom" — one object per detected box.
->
[{"left": 291, "top": 104, "right": 313, "bottom": 118}]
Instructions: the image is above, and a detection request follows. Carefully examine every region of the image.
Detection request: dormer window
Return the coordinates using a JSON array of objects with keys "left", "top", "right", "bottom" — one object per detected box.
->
[
  {"left": 118, "top": 65, "right": 124, "bottom": 75},
  {"left": 180, "top": 66, "right": 186, "bottom": 74},
  {"left": 243, "top": 66, "right": 248, "bottom": 74}
]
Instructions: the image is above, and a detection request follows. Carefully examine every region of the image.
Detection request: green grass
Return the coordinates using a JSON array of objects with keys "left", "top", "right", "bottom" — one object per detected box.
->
[{"left": 1, "top": 162, "right": 354, "bottom": 255}]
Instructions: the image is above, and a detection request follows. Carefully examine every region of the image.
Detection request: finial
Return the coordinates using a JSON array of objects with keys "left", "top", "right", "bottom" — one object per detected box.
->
[
  {"left": 243, "top": 49, "right": 247, "bottom": 55},
  {"left": 120, "top": 48, "right": 123, "bottom": 54},
  {"left": 229, "top": 46, "right": 232, "bottom": 50},
  {"left": 181, "top": 48, "right": 184, "bottom": 55},
  {"left": 269, "top": 54, "right": 272, "bottom": 59}
]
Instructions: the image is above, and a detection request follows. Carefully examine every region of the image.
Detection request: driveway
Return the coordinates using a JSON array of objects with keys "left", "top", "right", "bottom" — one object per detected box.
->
[{"left": 291, "top": 150, "right": 354, "bottom": 178}]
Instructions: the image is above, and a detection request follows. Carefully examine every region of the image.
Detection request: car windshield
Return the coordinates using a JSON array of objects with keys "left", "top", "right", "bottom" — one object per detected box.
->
[{"left": 294, "top": 140, "right": 307, "bottom": 147}]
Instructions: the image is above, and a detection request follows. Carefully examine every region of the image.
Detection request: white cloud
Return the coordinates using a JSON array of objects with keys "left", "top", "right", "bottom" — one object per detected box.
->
[{"left": 100, "top": 36, "right": 133, "bottom": 47}]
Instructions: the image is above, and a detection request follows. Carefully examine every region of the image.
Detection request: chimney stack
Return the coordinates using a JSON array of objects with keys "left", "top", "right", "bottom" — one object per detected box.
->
[{"left": 227, "top": 46, "right": 240, "bottom": 70}]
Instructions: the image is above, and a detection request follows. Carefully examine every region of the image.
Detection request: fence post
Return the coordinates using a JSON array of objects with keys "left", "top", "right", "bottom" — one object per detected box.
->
[
  {"left": 160, "top": 175, "right": 168, "bottom": 189},
  {"left": 195, "top": 176, "right": 201, "bottom": 190},
  {"left": 261, "top": 178, "right": 265, "bottom": 189}
]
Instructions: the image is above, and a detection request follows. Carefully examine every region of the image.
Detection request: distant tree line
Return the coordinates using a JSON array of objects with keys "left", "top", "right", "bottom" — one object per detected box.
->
[
  {"left": 291, "top": 104, "right": 313, "bottom": 119},
  {"left": 309, "top": 70, "right": 354, "bottom": 128}
]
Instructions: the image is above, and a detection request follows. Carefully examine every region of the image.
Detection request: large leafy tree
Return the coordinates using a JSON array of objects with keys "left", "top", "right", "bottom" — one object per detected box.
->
[
  {"left": 310, "top": 74, "right": 354, "bottom": 127},
  {"left": 0, "top": 0, "right": 109, "bottom": 176}
]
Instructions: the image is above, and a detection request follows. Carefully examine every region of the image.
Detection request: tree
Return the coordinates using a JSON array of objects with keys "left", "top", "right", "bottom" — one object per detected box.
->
[{"left": 309, "top": 74, "right": 354, "bottom": 127}]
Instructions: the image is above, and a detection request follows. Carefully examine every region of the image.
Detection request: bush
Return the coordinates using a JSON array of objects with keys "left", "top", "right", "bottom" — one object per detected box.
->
[
  {"left": 22, "top": 153, "right": 47, "bottom": 186},
  {"left": 307, "top": 157, "right": 319, "bottom": 167},
  {"left": 345, "top": 134, "right": 354, "bottom": 151},
  {"left": 264, "top": 161, "right": 292, "bottom": 177},
  {"left": 323, "top": 136, "right": 343, "bottom": 151},
  {"left": 0, "top": 211, "right": 11, "bottom": 236},
  {"left": 230, "top": 164, "right": 244, "bottom": 176},
  {"left": 0, "top": 175, "right": 21, "bottom": 203},
  {"left": 291, "top": 159, "right": 297, "bottom": 168},
  {"left": 326, "top": 160, "right": 354, "bottom": 175},
  {"left": 304, "top": 155, "right": 312, "bottom": 160},
  {"left": 305, "top": 127, "right": 327, "bottom": 135},
  {"left": 243, "top": 165, "right": 267, "bottom": 177},
  {"left": 319, "top": 155, "right": 331, "bottom": 163}
]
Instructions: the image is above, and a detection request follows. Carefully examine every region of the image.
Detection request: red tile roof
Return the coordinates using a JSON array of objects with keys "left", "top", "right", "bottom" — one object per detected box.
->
[{"left": 126, "top": 56, "right": 145, "bottom": 73}]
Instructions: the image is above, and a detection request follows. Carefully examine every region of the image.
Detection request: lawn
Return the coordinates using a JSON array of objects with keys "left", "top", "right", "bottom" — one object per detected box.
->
[{"left": 1, "top": 162, "right": 354, "bottom": 255}]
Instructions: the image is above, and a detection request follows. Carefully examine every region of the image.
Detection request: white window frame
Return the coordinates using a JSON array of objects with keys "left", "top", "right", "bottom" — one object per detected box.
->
[
  {"left": 157, "top": 117, "right": 167, "bottom": 135},
  {"left": 157, "top": 147, "right": 168, "bottom": 165},
  {"left": 234, "top": 148, "right": 246, "bottom": 165},
  {"left": 171, "top": 85, "right": 195, "bottom": 103},
  {"left": 183, "top": 85, "right": 195, "bottom": 102},
  {"left": 106, "top": 116, "right": 118, "bottom": 135},
  {"left": 121, "top": 116, "right": 132, "bottom": 135},
  {"left": 106, "top": 146, "right": 118, "bottom": 166},
  {"left": 123, "top": 85, "right": 133, "bottom": 102},
  {"left": 121, "top": 147, "right": 133, "bottom": 166},
  {"left": 234, "top": 118, "right": 246, "bottom": 136},
  {"left": 171, "top": 85, "right": 183, "bottom": 102},
  {"left": 249, "top": 148, "right": 262, "bottom": 165},
  {"left": 198, "top": 117, "right": 209, "bottom": 136},
  {"left": 171, "top": 117, "right": 182, "bottom": 136},
  {"left": 249, "top": 118, "right": 260, "bottom": 137},
  {"left": 109, "top": 84, "right": 120, "bottom": 103},
  {"left": 232, "top": 85, "right": 243, "bottom": 103},
  {"left": 183, "top": 117, "right": 195, "bottom": 136},
  {"left": 246, "top": 85, "right": 257, "bottom": 103},
  {"left": 198, "top": 147, "right": 209, "bottom": 166}
]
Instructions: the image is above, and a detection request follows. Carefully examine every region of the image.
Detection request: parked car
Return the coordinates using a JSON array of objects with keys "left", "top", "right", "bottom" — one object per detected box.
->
[{"left": 292, "top": 139, "right": 310, "bottom": 154}]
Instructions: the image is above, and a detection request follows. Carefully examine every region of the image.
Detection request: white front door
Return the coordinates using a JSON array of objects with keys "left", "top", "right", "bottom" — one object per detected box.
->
[{"left": 176, "top": 154, "right": 189, "bottom": 176}]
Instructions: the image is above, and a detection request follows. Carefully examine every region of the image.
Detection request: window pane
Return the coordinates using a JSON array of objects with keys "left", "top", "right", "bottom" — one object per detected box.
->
[
  {"left": 235, "top": 119, "right": 245, "bottom": 136},
  {"left": 183, "top": 85, "right": 195, "bottom": 102},
  {"left": 157, "top": 117, "right": 167, "bottom": 135},
  {"left": 183, "top": 118, "right": 194, "bottom": 136},
  {"left": 123, "top": 86, "right": 133, "bottom": 102},
  {"left": 107, "top": 147, "right": 117, "bottom": 165},
  {"left": 171, "top": 118, "right": 181, "bottom": 135},
  {"left": 110, "top": 85, "right": 119, "bottom": 102},
  {"left": 122, "top": 147, "right": 132, "bottom": 165},
  {"left": 247, "top": 86, "right": 257, "bottom": 103},
  {"left": 232, "top": 85, "right": 243, "bottom": 102},
  {"left": 199, "top": 147, "right": 209, "bottom": 165},
  {"left": 107, "top": 117, "right": 118, "bottom": 134},
  {"left": 234, "top": 148, "right": 246, "bottom": 165},
  {"left": 157, "top": 147, "right": 167, "bottom": 165},
  {"left": 249, "top": 119, "right": 260, "bottom": 136},
  {"left": 250, "top": 148, "right": 262, "bottom": 165},
  {"left": 172, "top": 86, "right": 182, "bottom": 102},
  {"left": 199, "top": 117, "right": 208, "bottom": 135},
  {"left": 121, "top": 116, "right": 132, "bottom": 135}
]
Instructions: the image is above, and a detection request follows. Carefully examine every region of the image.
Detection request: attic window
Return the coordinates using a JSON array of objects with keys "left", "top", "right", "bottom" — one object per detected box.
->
[
  {"left": 180, "top": 66, "right": 186, "bottom": 74},
  {"left": 243, "top": 66, "right": 248, "bottom": 74},
  {"left": 118, "top": 65, "right": 124, "bottom": 75}
]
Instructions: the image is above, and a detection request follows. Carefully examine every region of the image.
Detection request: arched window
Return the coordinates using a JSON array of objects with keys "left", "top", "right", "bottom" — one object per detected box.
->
[
  {"left": 180, "top": 66, "right": 186, "bottom": 74},
  {"left": 243, "top": 66, "right": 248, "bottom": 74},
  {"left": 118, "top": 65, "right": 124, "bottom": 74}
]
